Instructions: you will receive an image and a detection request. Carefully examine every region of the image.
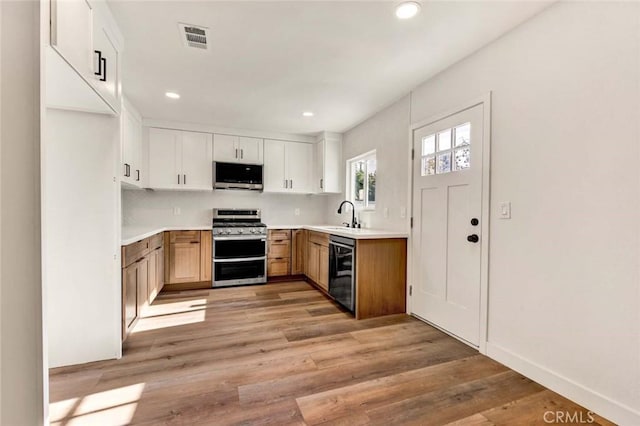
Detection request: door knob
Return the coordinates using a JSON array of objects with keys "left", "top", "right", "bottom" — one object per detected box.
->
[
  {"left": 470, "top": 218, "right": 479, "bottom": 226},
  {"left": 467, "top": 234, "right": 479, "bottom": 243}
]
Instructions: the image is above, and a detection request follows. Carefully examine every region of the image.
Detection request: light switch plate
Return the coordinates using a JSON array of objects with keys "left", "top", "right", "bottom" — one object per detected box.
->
[
  {"left": 173, "top": 207, "right": 181, "bottom": 216},
  {"left": 383, "top": 207, "right": 389, "bottom": 218},
  {"left": 400, "top": 207, "right": 407, "bottom": 218},
  {"left": 294, "top": 208, "right": 300, "bottom": 216},
  {"left": 499, "top": 202, "right": 511, "bottom": 219}
]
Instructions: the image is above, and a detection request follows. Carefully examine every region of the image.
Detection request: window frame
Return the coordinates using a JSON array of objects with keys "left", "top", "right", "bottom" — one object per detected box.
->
[{"left": 346, "top": 150, "right": 377, "bottom": 211}]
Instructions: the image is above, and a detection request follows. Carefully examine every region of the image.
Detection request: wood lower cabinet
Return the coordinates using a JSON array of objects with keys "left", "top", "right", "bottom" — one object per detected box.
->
[
  {"left": 122, "top": 262, "right": 139, "bottom": 339},
  {"left": 305, "top": 231, "right": 329, "bottom": 291},
  {"left": 291, "top": 229, "right": 306, "bottom": 275},
  {"left": 267, "top": 229, "right": 291, "bottom": 277},
  {"left": 122, "top": 232, "right": 164, "bottom": 341},
  {"left": 169, "top": 240, "right": 201, "bottom": 283},
  {"left": 164, "top": 230, "right": 212, "bottom": 290}
]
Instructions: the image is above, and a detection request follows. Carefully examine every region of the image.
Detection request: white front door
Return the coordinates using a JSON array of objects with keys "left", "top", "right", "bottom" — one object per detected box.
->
[{"left": 411, "top": 103, "right": 485, "bottom": 346}]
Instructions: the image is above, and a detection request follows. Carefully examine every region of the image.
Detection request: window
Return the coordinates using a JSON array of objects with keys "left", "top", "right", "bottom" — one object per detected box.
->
[
  {"left": 348, "top": 151, "right": 376, "bottom": 209},
  {"left": 421, "top": 122, "right": 471, "bottom": 176}
]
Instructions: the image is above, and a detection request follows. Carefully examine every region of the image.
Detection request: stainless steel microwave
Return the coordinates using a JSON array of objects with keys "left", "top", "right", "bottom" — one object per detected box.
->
[{"left": 213, "top": 162, "right": 263, "bottom": 191}]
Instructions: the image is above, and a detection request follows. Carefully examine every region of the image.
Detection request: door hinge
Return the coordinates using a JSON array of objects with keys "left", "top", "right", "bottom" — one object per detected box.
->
[
  {"left": 409, "top": 285, "right": 412, "bottom": 296},
  {"left": 411, "top": 148, "right": 415, "bottom": 160},
  {"left": 410, "top": 217, "right": 413, "bottom": 228}
]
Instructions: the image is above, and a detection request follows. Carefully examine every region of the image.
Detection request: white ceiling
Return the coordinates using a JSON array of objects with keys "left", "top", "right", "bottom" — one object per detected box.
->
[{"left": 109, "top": 1, "right": 551, "bottom": 135}]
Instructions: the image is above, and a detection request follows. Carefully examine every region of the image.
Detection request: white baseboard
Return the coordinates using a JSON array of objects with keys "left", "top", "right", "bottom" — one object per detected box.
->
[{"left": 486, "top": 342, "right": 640, "bottom": 425}]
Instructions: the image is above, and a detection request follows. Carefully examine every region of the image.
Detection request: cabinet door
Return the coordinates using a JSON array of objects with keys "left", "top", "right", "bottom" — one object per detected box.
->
[
  {"left": 291, "top": 230, "right": 306, "bottom": 275},
  {"left": 263, "top": 140, "right": 287, "bottom": 192},
  {"left": 314, "top": 141, "right": 324, "bottom": 193},
  {"left": 123, "top": 263, "right": 138, "bottom": 339},
  {"left": 318, "top": 244, "right": 329, "bottom": 291},
  {"left": 213, "top": 134, "right": 239, "bottom": 163},
  {"left": 148, "top": 128, "right": 181, "bottom": 189},
  {"left": 148, "top": 250, "right": 158, "bottom": 303},
  {"left": 51, "top": 0, "right": 94, "bottom": 80},
  {"left": 92, "top": 20, "right": 120, "bottom": 110},
  {"left": 237, "top": 137, "right": 263, "bottom": 164},
  {"left": 122, "top": 106, "right": 142, "bottom": 185},
  {"left": 137, "top": 257, "right": 149, "bottom": 315},
  {"left": 181, "top": 131, "right": 213, "bottom": 190},
  {"left": 169, "top": 242, "right": 201, "bottom": 283},
  {"left": 323, "top": 137, "right": 342, "bottom": 193},
  {"left": 157, "top": 246, "right": 165, "bottom": 294},
  {"left": 307, "top": 241, "right": 320, "bottom": 283},
  {"left": 286, "top": 141, "right": 312, "bottom": 193},
  {"left": 200, "top": 231, "right": 212, "bottom": 282}
]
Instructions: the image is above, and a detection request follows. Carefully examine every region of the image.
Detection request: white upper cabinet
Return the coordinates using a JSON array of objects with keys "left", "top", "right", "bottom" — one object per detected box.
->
[
  {"left": 314, "top": 133, "right": 343, "bottom": 194},
  {"left": 181, "top": 132, "right": 214, "bottom": 190},
  {"left": 263, "top": 140, "right": 312, "bottom": 194},
  {"left": 49, "top": 0, "right": 122, "bottom": 114},
  {"left": 121, "top": 99, "right": 143, "bottom": 188},
  {"left": 92, "top": 12, "right": 120, "bottom": 111},
  {"left": 50, "top": 0, "right": 94, "bottom": 79},
  {"left": 213, "top": 134, "right": 263, "bottom": 164},
  {"left": 148, "top": 128, "right": 212, "bottom": 190}
]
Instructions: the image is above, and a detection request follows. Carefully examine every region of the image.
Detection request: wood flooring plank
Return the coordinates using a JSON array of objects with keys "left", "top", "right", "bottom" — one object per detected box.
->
[
  {"left": 364, "top": 370, "right": 545, "bottom": 425},
  {"left": 297, "top": 355, "right": 507, "bottom": 424},
  {"left": 472, "top": 389, "right": 616, "bottom": 426}
]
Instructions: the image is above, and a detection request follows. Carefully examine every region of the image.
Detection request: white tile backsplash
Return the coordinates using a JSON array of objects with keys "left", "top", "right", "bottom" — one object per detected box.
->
[{"left": 122, "top": 189, "right": 332, "bottom": 227}]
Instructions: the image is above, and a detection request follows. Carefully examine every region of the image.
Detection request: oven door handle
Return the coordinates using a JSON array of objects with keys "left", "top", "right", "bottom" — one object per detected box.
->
[
  {"left": 329, "top": 241, "right": 355, "bottom": 250},
  {"left": 213, "top": 256, "right": 267, "bottom": 263},
  {"left": 213, "top": 236, "right": 267, "bottom": 241}
]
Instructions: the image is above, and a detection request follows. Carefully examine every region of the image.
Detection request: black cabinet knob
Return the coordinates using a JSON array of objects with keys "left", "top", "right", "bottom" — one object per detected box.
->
[{"left": 467, "top": 234, "right": 479, "bottom": 243}]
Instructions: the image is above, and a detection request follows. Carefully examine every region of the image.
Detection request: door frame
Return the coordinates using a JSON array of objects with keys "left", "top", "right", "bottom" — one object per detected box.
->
[{"left": 406, "top": 92, "right": 492, "bottom": 354}]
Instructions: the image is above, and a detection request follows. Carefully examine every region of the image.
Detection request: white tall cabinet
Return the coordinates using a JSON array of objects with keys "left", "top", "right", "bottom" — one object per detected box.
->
[
  {"left": 148, "top": 128, "right": 213, "bottom": 190},
  {"left": 263, "top": 140, "right": 312, "bottom": 193}
]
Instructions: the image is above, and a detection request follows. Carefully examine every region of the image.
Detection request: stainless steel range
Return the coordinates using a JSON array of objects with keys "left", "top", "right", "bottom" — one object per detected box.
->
[{"left": 212, "top": 209, "right": 267, "bottom": 287}]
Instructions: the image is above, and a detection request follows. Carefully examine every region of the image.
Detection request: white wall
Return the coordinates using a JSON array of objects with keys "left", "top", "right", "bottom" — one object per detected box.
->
[
  {"left": 339, "top": 2, "right": 639, "bottom": 423},
  {"left": 44, "top": 109, "right": 121, "bottom": 368},
  {"left": 123, "top": 189, "right": 330, "bottom": 228},
  {"left": 0, "top": 0, "right": 45, "bottom": 424},
  {"left": 325, "top": 95, "right": 411, "bottom": 231}
]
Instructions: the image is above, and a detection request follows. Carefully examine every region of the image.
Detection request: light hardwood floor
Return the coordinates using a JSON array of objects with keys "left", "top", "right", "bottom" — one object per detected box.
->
[{"left": 50, "top": 281, "right": 614, "bottom": 425}]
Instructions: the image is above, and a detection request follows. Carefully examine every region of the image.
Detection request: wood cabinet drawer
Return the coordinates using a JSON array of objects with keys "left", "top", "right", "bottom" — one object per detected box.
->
[
  {"left": 169, "top": 230, "right": 201, "bottom": 244},
  {"left": 308, "top": 231, "right": 329, "bottom": 247},
  {"left": 122, "top": 238, "right": 150, "bottom": 268},
  {"left": 268, "top": 229, "right": 291, "bottom": 241},
  {"left": 268, "top": 259, "right": 290, "bottom": 277},
  {"left": 149, "top": 232, "right": 163, "bottom": 251},
  {"left": 268, "top": 241, "right": 291, "bottom": 259}
]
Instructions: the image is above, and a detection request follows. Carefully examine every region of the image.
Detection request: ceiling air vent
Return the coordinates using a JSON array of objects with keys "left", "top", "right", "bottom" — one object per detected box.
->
[{"left": 178, "top": 23, "right": 209, "bottom": 50}]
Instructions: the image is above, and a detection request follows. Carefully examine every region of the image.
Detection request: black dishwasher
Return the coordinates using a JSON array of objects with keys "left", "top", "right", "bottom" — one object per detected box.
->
[{"left": 329, "top": 235, "right": 356, "bottom": 313}]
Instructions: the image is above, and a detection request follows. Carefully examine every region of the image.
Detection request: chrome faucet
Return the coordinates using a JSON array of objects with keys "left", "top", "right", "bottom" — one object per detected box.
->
[{"left": 337, "top": 200, "right": 359, "bottom": 228}]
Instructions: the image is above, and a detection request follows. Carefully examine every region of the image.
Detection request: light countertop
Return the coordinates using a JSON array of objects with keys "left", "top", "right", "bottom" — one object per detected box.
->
[
  {"left": 122, "top": 226, "right": 211, "bottom": 245},
  {"left": 269, "top": 225, "right": 409, "bottom": 240},
  {"left": 123, "top": 224, "right": 408, "bottom": 245}
]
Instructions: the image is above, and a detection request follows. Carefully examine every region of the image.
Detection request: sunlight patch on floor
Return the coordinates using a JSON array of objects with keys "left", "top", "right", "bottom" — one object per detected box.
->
[
  {"left": 133, "top": 299, "right": 207, "bottom": 332},
  {"left": 50, "top": 383, "right": 145, "bottom": 425}
]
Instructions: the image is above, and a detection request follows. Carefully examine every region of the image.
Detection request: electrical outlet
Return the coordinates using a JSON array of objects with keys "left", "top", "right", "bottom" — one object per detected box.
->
[
  {"left": 383, "top": 207, "right": 389, "bottom": 218},
  {"left": 173, "top": 207, "right": 181, "bottom": 216},
  {"left": 400, "top": 207, "right": 407, "bottom": 218},
  {"left": 294, "top": 208, "right": 300, "bottom": 216}
]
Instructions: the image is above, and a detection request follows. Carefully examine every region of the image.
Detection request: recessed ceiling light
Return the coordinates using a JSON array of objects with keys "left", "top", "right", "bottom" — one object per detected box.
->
[
  {"left": 302, "top": 111, "right": 314, "bottom": 117},
  {"left": 165, "top": 92, "right": 181, "bottom": 99},
  {"left": 395, "top": 1, "right": 421, "bottom": 19}
]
